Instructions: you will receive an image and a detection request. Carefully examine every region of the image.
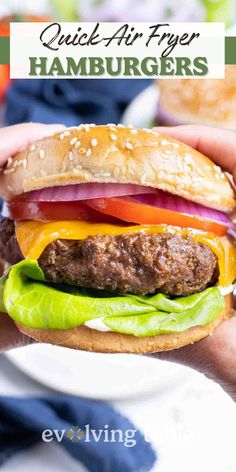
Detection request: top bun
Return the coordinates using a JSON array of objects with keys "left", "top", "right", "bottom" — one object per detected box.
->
[
  {"left": 158, "top": 66, "right": 236, "bottom": 130},
  {"left": 0, "top": 124, "right": 235, "bottom": 212}
]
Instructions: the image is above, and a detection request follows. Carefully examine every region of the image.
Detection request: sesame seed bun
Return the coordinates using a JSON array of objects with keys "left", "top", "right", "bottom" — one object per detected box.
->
[
  {"left": 158, "top": 66, "right": 236, "bottom": 130},
  {"left": 16, "top": 294, "right": 233, "bottom": 353},
  {"left": 0, "top": 124, "right": 235, "bottom": 213}
]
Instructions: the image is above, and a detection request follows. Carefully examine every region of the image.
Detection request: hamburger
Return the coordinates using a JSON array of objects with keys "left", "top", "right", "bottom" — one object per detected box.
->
[
  {"left": 0, "top": 124, "right": 235, "bottom": 354},
  {"left": 157, "top": 66, "right": 236, "bottom": 130}
]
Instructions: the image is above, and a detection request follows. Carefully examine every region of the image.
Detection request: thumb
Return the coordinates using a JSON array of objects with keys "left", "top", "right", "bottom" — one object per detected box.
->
[
  {"left": 0, "top": 123, "right": 65, "bottom": 167},
  {"left": 153, "top": 124, "right": 236, "bottom": 177},
  {"left": 0, "top": 312, "right": 34, "bottom": 351},
  {"left": 151, "top": 314, "right": 236, "bottom": 389}
]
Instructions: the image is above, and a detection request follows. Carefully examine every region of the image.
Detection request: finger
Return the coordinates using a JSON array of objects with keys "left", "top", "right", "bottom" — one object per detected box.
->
[
  {"left": 151, "top": 341, "right": 213, "bottom": 375},
  {"left": 153, "top": 125, "right": 236, "bottom": 175},
  {"left": 0, "top": 123, "right": 65, "bottom": 167},
  {"left": 0, "top": 312, "right": 34, "bottom": 351},
  {"left": 151, "top": 315, "right": 236, "bottom": 387}
]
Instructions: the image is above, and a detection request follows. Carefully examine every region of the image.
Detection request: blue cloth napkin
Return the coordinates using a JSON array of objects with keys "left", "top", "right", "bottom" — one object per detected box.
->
[
  {"left": 0, "top": 395, "right": 156, "bottom": 471},
  {"left": 5, "top": 79, "right": 150, "bottom": 126}
]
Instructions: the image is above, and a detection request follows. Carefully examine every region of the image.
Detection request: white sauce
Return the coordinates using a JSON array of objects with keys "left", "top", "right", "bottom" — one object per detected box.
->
[
  {"left": 85, "top": 318, "right": 111, "bottom": 332},
  {"left": 218, "top": 284, "right": 236, "bottom": 296}
]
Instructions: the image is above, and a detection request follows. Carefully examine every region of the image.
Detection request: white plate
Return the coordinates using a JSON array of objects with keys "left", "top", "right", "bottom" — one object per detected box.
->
[
  {"left": 122, "top": 83, "right": 158, "bottom": 128},
  {"left": 6, "top": 344, "right": 189, "bottom": 400}
]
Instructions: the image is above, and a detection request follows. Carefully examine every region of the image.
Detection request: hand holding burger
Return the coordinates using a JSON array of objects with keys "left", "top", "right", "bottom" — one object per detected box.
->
[
  {"left": 0, "top": 123, "right": 65, "bottom": 350},
  {"left": 153, "top": 124, "right": 236, "bottom": 401}
]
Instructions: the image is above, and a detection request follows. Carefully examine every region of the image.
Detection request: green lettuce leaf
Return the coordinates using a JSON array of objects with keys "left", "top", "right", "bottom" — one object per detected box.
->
[
  {"left": 2, "top": 260, "right": 155, "bottom": 329},
  {"left": 130, "top": 289, "right": 216, "bottom": 313},
  {"left": 0, "top": 272, "right": 7, "bottom": 313},
  {"left": 104, "top": 287, "right": 224, "bottom": 337},
  {"left": 0, "top": 259, "right": 224, "bottom": 336}
]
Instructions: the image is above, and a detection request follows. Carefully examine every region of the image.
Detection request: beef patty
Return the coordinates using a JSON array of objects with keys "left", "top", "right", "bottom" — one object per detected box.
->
[
  {"left": 39, "top": 233, "right": 219, "bottom": 296},
  {"left": 0, "top": 218, "right": 219, "bottom": 296}
]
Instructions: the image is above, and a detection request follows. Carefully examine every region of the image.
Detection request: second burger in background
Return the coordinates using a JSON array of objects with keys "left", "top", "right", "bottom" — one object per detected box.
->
[{"left": 157, "top": 66, "right": 236, "bottom": 130}]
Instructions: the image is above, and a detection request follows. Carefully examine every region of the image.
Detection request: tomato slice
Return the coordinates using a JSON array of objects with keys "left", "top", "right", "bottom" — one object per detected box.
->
[
  {"left": 0, "top": 15, "right": 51, "bottom": 36},
  {"left": 5, "top": 200, "right": 123, "bottom": 224},
  {"left": 0, "top": 65, "right": 10, "bottom": 101},
  {"left": 86, "top": 197, "right": 228, "bottom": 236},
  {"left": 6, "top": 196, "right": 228, "bottom": 236}
]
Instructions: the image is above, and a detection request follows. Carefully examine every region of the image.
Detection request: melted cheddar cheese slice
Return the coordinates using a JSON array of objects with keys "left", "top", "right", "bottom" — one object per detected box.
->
[{"left": 15, "top": 220, "right": 236, "bottom": 287}]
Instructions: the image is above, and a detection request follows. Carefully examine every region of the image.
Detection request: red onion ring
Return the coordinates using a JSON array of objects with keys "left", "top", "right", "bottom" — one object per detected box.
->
[{"left": 17, "top": 183, "right": 155, "bottom": 202}]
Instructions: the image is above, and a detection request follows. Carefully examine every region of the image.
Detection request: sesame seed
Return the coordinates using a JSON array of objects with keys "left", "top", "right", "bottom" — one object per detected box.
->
[
  {"left": 84, "top": 125, "right": 90, "bottom": 132},
  {"left": 86, "top": 148, "right": 92, "bottom": 157},
  {"left": 128, "top": 159, "right": 136, "bottom": 175},
  {"left": 110, "top": 134, "right": 117, "bottom": 141},
  {"left": 102, "top": 172, "right": 111, "bottom": 177},
  {"left": 114, "top": 167, "right": 120, "bottom": 178},
  {"left": 40, "top": 169, "right": 47, "bottom": 177},
  {"left": 7, "top": 157, "right": 13, "bottom": 167},
  {"left": 91, "top": 138, "right": 98, "bottom": 147},
  {"left": 117, "top": 123, "right": 125, "bottom": 128},
  {"left": 128, "top": 123, "right": 134, "bottom": 128},
  {"left": 30, "top": 144, "right": 36, "bottom": 151},
  {"left": 163, "top": 150, "right": 172, "bottom": 155},
  {"left": 73, "top": 168, "right": 80, "bottom": 174},
  {"left": 22, "top": 159, "right": 27, "bottom": 168},
  {"left": 70, "top": 137, "right": 78, "bottom": 146},
  {"left": 109, "top": 126, "right": 117, "bottom": 132},
  {"left": 125, "top": 142, "right": 134, "bottom": 150},
  {"left": 64, "top": 131, "right": 70, "bottom": 137},
  {"left": 75, "top": 141, "right": 81, "bottom": 148},
  {"left": 39, "top": 150, "right": 45, "bottom": 160},
  {"left": 60, "top": 133, "right": 65, "bottom": 140},
  {"left": 214, "top": 165, "right": 222, "bottom": 174},
  {"left": 141, "top": 173, "right": 147, "bottom": 184},
  {"left": 13, "top": 160, "right": 19, "bottom": 168},
  {"left": 143, "top": 128, "right": 156, "bottom": 134},
  {"left": 79, "top": 148, "right": 86, "bottom": 154},
  {"left": 130, "top": 129, "right": 137, "bottom": 134},
  {"left": 68, "top": 152, "right": 74, "bottom": 161},
  {"left": 160, "top": 139, "right": 170, "bottom": 146},
  {"left": 107, "top": 123, "right": 116, "bottom": 127}
]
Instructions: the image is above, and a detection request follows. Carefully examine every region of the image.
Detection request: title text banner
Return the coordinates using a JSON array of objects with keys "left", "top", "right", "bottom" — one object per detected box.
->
[{"left": 10, "top": 22, "right": 225, "bottom": 79}]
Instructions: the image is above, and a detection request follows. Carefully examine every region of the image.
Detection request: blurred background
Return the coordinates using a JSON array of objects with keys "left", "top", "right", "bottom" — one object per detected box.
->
[{"left": 1, "top": 2, "right": 236, "bottom": 472}]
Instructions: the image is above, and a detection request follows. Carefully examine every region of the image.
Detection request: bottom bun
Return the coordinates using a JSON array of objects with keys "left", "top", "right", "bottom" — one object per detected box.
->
[{"left": 17, "top": 294, "right": 233, "bottom": 354}]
